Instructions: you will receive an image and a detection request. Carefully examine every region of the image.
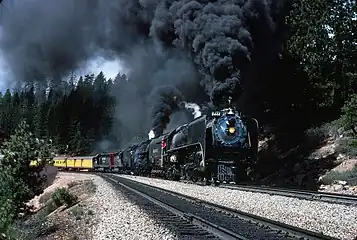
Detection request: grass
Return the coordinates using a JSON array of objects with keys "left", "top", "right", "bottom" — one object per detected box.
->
[
  {"left": 335, "top": 138, "right": 357, "bottom": 157},
  {"left": 69, "top": 205, "right": 85, "bottom": 220},
  {"left": 321, "top": 166, "right": 357, "bottom": 186}
]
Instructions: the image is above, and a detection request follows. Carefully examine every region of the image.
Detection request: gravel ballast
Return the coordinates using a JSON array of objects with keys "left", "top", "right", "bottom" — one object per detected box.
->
[
  {"left": 119, "top": 175, "right": 357, "bottom": 240},
  {"left": 86, "top": 175, "right": 178, "bottom": 240}
]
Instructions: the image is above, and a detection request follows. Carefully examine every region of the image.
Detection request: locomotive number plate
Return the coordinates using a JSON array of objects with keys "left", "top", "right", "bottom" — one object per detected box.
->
[
  {"left": 217, "top": 164, "right": 235, "bottom": 182},
  {"left": 212, "top": 111, "right": 221, "bottom": 117}
]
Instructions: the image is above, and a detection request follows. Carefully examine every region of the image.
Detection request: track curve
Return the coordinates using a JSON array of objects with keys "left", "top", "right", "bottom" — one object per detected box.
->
[{"left": 103, "top": 174, "right": 338, "bottom": 240}]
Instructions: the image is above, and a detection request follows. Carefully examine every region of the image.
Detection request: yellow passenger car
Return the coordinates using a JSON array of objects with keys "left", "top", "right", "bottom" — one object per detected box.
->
[
  {"left": 29, "top": 159, "right": 53, "bottom": 167},
  {"left": 53, "top": 156, "right": 94, "bottom": 171},
  {"left": 53, "top": 157, "right": 67, "bottom": 168}
]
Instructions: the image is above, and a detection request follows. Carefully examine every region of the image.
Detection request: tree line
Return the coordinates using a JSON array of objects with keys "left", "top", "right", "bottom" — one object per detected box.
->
[{"left": 0, "top": 72, "right": 123, "bottom": 155}]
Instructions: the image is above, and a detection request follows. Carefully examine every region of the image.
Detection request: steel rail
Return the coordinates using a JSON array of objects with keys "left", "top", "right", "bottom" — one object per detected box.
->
[
  {"left": 57, "top": 169, "right": 357, "bottom": 206},
  {"left": 54, "top": 167, "right": 357, "bottom": 206},
  {"left": 111, "top": 175, "right": 338, "bottom": 240},
  {"left": 219, "top": 184, "right": 357, "bottom": 205},
  {"left": 101, "top": 174, "right": 248, "bottom": 240}
]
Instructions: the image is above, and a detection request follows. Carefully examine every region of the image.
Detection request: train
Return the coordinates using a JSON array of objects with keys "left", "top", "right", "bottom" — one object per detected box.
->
[
  {"left": 126, "top": 106, "right": 259, "bottom": 185},
  {"left": 0, "top": 106, "right": 259, "bottom": 186}
]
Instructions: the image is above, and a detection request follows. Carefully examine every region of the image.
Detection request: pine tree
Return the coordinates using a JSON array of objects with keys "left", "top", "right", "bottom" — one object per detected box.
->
[{"left": 0, "top": 121, "right": 54, "bottom": 234}]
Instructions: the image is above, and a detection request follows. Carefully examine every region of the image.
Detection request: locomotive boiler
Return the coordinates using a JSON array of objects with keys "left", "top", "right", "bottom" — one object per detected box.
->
[{"left": 148, "top": 107, "right": 259, "bottom": 185}]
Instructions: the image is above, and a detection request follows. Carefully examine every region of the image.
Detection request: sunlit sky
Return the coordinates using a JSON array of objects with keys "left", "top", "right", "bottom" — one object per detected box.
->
[
  {"left": 0, "top": 53, "right": 129, "bottom": 92},
  {"left": 0, "top": 50, "right": 10, "bottom": 92},
  {"left": 73, "top": 55, "right": 129, "bottom": 81}
]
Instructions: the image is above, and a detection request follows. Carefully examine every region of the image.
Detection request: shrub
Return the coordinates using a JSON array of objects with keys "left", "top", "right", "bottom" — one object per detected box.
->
[
  {"left": 305, "top": 120, "right": 342, "bottom": 145},
  {"left": 335, "top": 138, "right": 357, "bottom": 157},
  {"left": 70, "top": 206, "right": 85, "bottom": 220},
  {"left": 51, "top": 188, "right": 78, "bottom": 207},
  {"left": 321, "top": 166, "right": 357, "bottom": 186}
]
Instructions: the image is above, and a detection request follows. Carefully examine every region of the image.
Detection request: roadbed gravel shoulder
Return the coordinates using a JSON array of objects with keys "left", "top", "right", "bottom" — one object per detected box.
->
[
  {"left": 119, "top": 175, "right": 357, "bottom": 240},
  {"left": 107, "top": 174, "right": 306, "bottom": 240},
  {"left": 86, "top": 174, "right": 178, "bottom": 240}
]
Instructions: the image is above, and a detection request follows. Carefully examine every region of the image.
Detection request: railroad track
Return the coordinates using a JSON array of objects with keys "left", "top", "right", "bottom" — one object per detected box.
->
[
  {"left": 59, "top": 170, "right": 357, "bottom": 206},
  {"left": 101, "top": 173, "right": 337, "bottom": 240},
  {"left": 219, "top": 184, "right": 357, "bottom": 206}
]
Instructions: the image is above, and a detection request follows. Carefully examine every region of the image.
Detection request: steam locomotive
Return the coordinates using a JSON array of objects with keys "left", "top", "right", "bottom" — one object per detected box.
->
[{"left": 121, "top": 106, "right": 259, "bottom": 185}]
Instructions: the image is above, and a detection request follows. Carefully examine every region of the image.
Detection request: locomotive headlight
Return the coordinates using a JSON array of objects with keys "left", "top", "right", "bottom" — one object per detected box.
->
[{"left": 228, "top": 127, "right": 236, "bottom": 134}]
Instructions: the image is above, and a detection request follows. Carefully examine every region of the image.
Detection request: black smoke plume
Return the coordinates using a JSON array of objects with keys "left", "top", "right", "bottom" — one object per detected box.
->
[
  {"left": 150, "top": 0, "right": 276, "bottom": 107},
  {"left": 150, "top": 85, "right": 184, "bottom": 137},
  {"left": 0, "top": 0, "right": 288, "bottom": 146}
]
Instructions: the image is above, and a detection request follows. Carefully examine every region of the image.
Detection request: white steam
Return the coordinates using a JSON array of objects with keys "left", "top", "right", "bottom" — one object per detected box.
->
[
  {"left": 148, "top": 129, "right": 155, "bottom": 140},
  {"left": 184, "top": 102, "right": 202, "bottom": 119}
]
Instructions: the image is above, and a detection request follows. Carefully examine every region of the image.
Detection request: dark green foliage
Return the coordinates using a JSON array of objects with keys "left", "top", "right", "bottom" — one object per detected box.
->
[
  {"left": 0, "top": 121, "right": 53, "bottom": 235},
  {"left": 0, "top": 72, "right": 116, "bottom": 155},
  {"left": 51, "top": 188, "right": 78, "bottom": 207},
  {"left": 340, "top": 94, "right": 357, "bottom": 135},
  {"left": 251, "top": 0, "right": 357, "bottom": 153}
]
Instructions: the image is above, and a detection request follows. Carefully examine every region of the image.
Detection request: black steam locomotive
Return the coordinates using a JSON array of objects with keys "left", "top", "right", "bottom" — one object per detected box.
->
[{"left": 121, "top": 106, "right": 259, "bottom": 185}]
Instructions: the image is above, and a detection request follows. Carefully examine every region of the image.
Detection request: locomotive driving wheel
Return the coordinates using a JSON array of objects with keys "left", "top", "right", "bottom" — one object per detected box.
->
[
  {"left": 166, "top": 166, "right": 181, "bottom": 181},
  {"left": 191, "top": 168, "right": 200, "bottom": 182},
  {"left": 213, "top": 177, "right": 220, "bottom": 186},
  {"left": 205, "top": 158, "right": 221, "bottom": 186}
]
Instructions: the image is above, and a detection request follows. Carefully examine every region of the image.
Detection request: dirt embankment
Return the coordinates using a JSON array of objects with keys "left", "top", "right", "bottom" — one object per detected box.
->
[
  {"left": 9, "top": 172, "right": 98, "bottom": 240},
  {"left": 256, "top": 132, "right": 357, "bottom": 195}
]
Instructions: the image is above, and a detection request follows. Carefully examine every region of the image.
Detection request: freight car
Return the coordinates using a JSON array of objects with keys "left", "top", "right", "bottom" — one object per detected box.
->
[{"left": 93, "top": 152, "right": 122, "bottom": 172}]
